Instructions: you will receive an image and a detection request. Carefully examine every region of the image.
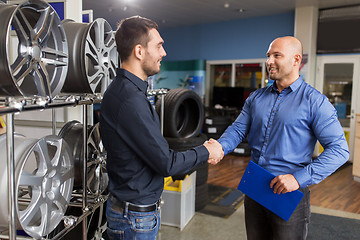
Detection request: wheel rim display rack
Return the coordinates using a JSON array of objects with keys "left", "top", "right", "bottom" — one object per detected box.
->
[
  {"left": 0, "top": 89, "right": 168, "bottom": 240},
  {"left": 0, "top": 94, "right": 106, "bottom": 240}
]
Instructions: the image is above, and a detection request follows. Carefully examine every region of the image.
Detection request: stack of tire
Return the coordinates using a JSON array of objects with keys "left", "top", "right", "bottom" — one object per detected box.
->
[
  {"left": 205, "top": 115, "right": 251, "bottom": 156},
  {"left": 155, "top": 88, "right": 209, "bottom": 211},
  {"left": 204, "top": 115, "right": 232, "bottom": 140}
]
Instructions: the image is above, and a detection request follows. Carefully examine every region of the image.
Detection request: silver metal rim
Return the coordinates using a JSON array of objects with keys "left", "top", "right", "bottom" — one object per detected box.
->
[
  {"left": 58, "top": 121, "right": 108, "bottom": 195},
  {"left": 0, "top": 0, "right": 68, "bottom": 97},
  {"left": 0, "top": 134, "right": 74, "bottom": 238},
  {"left": 62, "top": 18, "right": 117, "bottom": 94},
  {"left": 87, "top": 123, "right": 108, "bottom": 195}
]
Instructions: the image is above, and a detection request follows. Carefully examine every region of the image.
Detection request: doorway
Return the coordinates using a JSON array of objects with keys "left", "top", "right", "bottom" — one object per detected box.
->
[{"left": 316, "top": 55, "right": 360, "bottom": 162}]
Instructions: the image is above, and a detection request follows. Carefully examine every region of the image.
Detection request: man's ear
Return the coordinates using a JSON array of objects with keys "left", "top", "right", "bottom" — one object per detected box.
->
[
  {"left": 294, "top": 54, "right": 302, "bottom": 66},
  {"left": 134, "top": 44, "right": 143, "bottom": 60}
]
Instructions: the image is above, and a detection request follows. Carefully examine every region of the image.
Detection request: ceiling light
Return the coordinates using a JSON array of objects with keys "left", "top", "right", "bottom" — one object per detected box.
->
[{"left": 224, "top": 3, "right": 230, "bottom": 8}]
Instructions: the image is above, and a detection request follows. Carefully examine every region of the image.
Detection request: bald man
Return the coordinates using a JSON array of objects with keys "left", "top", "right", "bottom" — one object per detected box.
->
[{"left": 217, "top": 36, "right": 349, "bottom": 240}]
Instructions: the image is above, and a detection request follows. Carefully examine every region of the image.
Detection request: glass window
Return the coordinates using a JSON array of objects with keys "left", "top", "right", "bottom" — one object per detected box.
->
[
  {"left": 212, "top": 64, "right": 232, "bottom": 87},
  {"left": 323, "top": 63, "right": 353, "bottom": 127},
  {"left": 235, "top": 63, "right": 263, "bottom": 89}
]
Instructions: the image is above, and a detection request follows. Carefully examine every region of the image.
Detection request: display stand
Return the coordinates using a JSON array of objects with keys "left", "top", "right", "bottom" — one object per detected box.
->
[{"left": 0, "top": 89, "right": 167, "bottom": 240}]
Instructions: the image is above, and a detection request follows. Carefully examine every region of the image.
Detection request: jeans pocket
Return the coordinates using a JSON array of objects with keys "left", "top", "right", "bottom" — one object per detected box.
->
[
  {"left": 106, "top": 227, "right": 125, "bottom": 240},
  {"left": 130, "top": 211, "right": 159, "bottom": 233}
]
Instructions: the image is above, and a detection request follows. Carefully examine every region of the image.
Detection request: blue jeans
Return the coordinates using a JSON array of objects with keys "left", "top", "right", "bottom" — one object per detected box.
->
[
  {"left": 106, "top": 198, "right": 160, "bottom": 240},
  {"left": 244, "top": 187, "right": 311, "bottom": 240}
]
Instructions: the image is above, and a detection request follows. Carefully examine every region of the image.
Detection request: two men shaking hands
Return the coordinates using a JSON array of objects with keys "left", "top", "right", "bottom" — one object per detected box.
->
[{"left": 203, "top": 139, "right": 224, "bottom": 165}]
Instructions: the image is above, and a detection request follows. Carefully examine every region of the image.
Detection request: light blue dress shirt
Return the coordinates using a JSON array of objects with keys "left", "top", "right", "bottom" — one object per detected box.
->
[{"left": 218, "top": 76, "right": 349, "bottom": 188}]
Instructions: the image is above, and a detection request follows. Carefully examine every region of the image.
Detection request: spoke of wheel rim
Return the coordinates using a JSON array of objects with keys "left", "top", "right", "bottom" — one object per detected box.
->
[
  {"left": 95, "top": 21, "right": 105, "bottom": 50},
  {"left": 104, "top": 31, "right": 114, "bottom": 48},
  {"left": 87, "top": 166, "right": 96, "bottom": 183},
  {"left": 60, "top": 167, "right": 73, "bottom": 183},
  {"left": 54, "top": 195, "right": 67, "bottom": 213},
  {"left": 101, "top": 75, "right": 110, "bottom": 92},
  {"left": 33, "top": 62, "right": 51, "bottom": 96},
  {"left": 14, "top": 62, "right": 33, "bottom": 83},
  {"left": 34, "top": 6, "right": 53, "bottom": 44},
  {"left": 34, "top": 140, "right": 52, "bottom": 172},
  {"left": 48, "top": 140, "right": 62, "bottom": 167},
  {"left": 88, "top": 73, "right": 103, "bottom": 92},
  {"left": 14, "top": 8, "right": 34, "bottom": 42},
  {"left": 108, "top": 60, "right": 117, "bottom": 78},
  {"left": 19, "top": 192, "right": 42, "bottom": 226},
  {"left": 41, "top": 57, "right": 67, "bottom": 67},
  {"left": 87, "top": 160, "right": 98, "bottom": 168},
  {"left": 88, "top": 135, "right": 99, "bottom": 154},
  {"left": 42, "top": 47, "right": 68, "bottom": 58},
  {"left": 11, "top": 56, "right": 29, "bottom": 75},
  {"left": 85, "top": 36, "right": 100, "bottom": 64},
  {"left": 39, "top": 202, "right": 51, "bottom": 236},
  {"left": 19, "top": 171, "right": 44, "bottom": 186}
]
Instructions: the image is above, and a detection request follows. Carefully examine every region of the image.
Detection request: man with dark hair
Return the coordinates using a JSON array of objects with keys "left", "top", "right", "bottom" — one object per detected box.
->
[{"left": 100, "top": 16, "right": 223, "bottom": 240}]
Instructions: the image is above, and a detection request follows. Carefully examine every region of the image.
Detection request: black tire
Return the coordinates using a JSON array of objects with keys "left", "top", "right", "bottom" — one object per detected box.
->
[
  {"left": 165, "top": 133, "right": 208, "bottom": 152},
  {"left": 191, "top": 162, "right": 208, "bottom": 186},
  {"left": 204, "top": 115, "right": 232, "bottom": 140},
  {"left": 156, "top": 88, "right": 204, "bottom": 138},
  {"left": 166, "top": 134, "right": 209, "bottom": 185},
  {"left": 205, "top": 115, "right": 232, "bottom": 126},
  {"left": 195, "top": 183, "right": 209, "bottom": 211}
]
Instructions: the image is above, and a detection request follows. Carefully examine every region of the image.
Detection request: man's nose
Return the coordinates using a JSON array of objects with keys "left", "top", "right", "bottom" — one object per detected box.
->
[{"left": 162, "top": 47, "right": 167, "bottom": 57}]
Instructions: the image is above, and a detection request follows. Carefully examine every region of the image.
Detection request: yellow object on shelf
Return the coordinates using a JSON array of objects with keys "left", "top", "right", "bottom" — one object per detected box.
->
[
  {"left": 0, "top": 115, "right": 6, "bottom": 135},
  {"left": 161, "top": 172, "right": 196, "bottom": 230},
  {"left": 164, "top": 175, "right": 192, "bottom": 192}
]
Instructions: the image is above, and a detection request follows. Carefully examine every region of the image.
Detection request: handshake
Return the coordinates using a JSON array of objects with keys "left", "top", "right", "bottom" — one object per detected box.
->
[{"left": 203, "top": 138, "right": 224, "bottom": 165}]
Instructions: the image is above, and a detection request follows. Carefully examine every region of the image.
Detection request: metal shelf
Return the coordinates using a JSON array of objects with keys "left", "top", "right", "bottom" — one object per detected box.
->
[{"left": 0, "top": 88, "right": 168, "bottom": 240}]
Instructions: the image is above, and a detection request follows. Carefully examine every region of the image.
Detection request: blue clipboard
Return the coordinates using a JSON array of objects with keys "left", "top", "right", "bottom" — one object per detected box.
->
[{"left": 238, "top": 161, "right": 304, "bottom": 221}]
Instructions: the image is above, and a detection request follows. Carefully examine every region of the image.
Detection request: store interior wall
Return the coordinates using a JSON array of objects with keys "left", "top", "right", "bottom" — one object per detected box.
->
[{"left": 160, "top": 12, "right": 295, "bottom": 61}]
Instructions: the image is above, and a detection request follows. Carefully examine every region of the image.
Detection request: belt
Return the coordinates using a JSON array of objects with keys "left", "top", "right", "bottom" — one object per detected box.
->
[{"left": 110, "top": 195, "right": 160, "bottom": 213}]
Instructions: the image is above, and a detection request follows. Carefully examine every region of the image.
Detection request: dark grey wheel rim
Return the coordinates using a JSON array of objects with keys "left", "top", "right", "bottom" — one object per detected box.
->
[
  {"left": 0, "top": 0, "right": 68, "bottom": 97},
  {"left": 62, "top": 18, "right": 117, "bottom": 94}
]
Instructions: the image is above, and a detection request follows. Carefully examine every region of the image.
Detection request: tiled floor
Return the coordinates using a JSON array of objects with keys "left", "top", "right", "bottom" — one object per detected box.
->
[
  {"left": 157, "top": 155, "right": 360, "bottom": 239},
  {"left": 158, "top": 205, "right": 247, "bottom": 240}
]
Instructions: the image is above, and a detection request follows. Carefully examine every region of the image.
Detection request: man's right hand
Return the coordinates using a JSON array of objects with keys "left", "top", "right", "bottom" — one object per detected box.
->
[{"left": 203, "top": 138, "right": 224, "bottom": 165}]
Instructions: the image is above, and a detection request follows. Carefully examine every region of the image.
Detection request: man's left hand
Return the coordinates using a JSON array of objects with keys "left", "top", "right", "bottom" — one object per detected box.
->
[{"left": 270, "top": 174, "right": 300, "bottom": 194}]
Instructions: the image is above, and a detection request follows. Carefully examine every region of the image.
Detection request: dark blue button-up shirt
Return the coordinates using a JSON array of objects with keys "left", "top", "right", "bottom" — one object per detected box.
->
[
  {"left": 219, "top": 77, "right": 349, "bottom": 188},
  {"left": 100, "top": 68, "right": 209, "bottom": 205}
]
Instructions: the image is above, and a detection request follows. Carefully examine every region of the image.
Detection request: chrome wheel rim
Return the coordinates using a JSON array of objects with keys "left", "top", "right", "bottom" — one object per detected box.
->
[
  {"left": 0, "top": 0, "right": 68, "bottom": 97},
  {"left": 62, "top": 18, "right": 117, "bottom": 94},
  {"left": 0, "top": 134, "right": 74, "bottom": 238},
  {"left": 59, "top": 121, "right": 108, "bottom": 195},
  {"left": 87, "top": 123, "right": 108, "bottom": 195}
]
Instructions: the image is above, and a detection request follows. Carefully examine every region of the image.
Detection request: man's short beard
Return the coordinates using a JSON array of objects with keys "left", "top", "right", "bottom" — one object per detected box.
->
[{"left": 143, "top": 62, "right": 160, "bottom": 77}]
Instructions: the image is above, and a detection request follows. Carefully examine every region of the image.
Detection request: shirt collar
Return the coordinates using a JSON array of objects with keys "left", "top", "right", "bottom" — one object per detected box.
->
[
  {"left": 271, "top": 76, "right": 303, "bottom": 93},
  {"left": 116, "top": 68, "right": 148, "bottom": 94}
]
